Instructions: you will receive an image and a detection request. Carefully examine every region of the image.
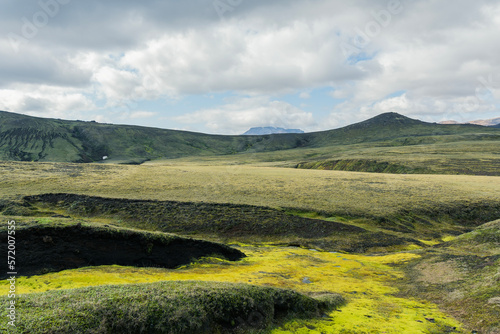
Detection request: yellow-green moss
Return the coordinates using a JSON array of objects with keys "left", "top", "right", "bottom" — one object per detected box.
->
[{"left": 1, "top": 246, "right": 464, "bottom": 333}]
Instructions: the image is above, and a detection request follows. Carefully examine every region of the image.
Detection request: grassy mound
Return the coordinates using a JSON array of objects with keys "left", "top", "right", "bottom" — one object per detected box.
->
[
  {"left": 0, "top": 281, "right": 343, "bottom": 333},
  {"left": 442, "top": 219, "right": 500, "bottom": 255},
  {"left": 17, "top": 192, "right": 500, "bottom": 252}
]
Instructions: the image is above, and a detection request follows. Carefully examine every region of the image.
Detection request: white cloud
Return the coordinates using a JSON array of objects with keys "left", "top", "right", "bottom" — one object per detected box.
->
[
  {"left": 321, "top": 0, "right": 500, "bottom": 127},
  {"left": 93, "top": 66, "right": 142, "bottom": 103},
  {"left": 299, "top": 91, "right": 311, "bottom": 99},
  {"left": 129, "top": 111, "right": 158, "bottom": 119},
  {"left": 176, "top": 96, "right": 316, "bottom": 134},
  {"left": 119, "top": 20, "right": 364, "bottom": 98},
  {"left": 0, "top": 85, "right": 94, "bottom": 119}
]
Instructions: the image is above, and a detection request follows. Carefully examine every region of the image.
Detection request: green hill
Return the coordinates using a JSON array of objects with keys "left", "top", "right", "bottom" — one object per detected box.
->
[{"left": 0, "top": 110, "right": 499, "bottom": 165}]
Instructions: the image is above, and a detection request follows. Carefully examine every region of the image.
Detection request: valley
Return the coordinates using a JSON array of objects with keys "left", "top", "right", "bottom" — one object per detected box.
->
[{"left": 0, "top": 112, "right": 499, "bottom": 333}]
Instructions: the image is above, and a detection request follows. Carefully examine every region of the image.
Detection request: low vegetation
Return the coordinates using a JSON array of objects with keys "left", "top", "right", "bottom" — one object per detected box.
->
[
  {"left": 10, "top": 190, "right": 498, "bottom": 253},
  {"left": 16, "top": 193, "right": 425, "bottom": 252},
  {"left": 1, "top": 161, "right": 499, "bottom": 219},
  {"left": 398, "top": 220, "right": 500, "bottom": 334},
  {"left": 296, "top": 159, "right": 432, "bottom": 174},
  {"left": 0, "top": 245, "right": 463, "bottom": 333},
  {"left": 0, "top": 280, "right": 342, "bottom": 333}
]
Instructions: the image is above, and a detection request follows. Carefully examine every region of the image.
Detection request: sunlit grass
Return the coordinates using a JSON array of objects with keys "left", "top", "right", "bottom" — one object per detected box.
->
[
  {"left": 1, "top": 246, "right": 464, "bottom": 333},
  {"left": 441, "top": 235, "right": 458, "bottom": 242}
]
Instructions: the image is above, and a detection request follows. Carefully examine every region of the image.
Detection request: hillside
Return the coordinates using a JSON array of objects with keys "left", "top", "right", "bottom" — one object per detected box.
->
[
  {"left": 399, "top": 219, "right": 500, "bottom": 333},
  {"left": 0, "top": 110, "right": 499, "bottom": 164}
]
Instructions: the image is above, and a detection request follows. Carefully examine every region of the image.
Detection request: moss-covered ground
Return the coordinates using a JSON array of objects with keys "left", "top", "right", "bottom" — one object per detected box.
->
[
  {"left": 1, "top": 245, "right": 464, "bottom": 333},
  {"left": 397, "top": 220, "right": 500, "bottom": 334}
]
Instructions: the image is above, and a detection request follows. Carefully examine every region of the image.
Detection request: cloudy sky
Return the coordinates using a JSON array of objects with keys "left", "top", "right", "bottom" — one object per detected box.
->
[{"left": 1, "top": 0, "right": 499, "bottom": 134}]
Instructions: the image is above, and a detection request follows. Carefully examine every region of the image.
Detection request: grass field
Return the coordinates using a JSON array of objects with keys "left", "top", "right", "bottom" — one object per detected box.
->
[
  {"left": 2, "top": 161, "right": 500, "bottom": 217},
  {"left": 168, "top": 139, "right": 500, "bottom": 176},
  {"left": 1, "top": 159, "right": 499, "bottom": 333}
]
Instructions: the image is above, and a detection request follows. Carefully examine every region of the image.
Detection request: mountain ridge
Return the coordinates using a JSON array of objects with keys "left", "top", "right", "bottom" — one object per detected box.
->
[
  {"left": 1, "top": 110, "right": 498, "bottom": 163},
  {"left": 439, "top": 116, "right": 500, "bottom": 127},
  {"left": 242, "top": 127, "right": 304, "bottom": 135}
]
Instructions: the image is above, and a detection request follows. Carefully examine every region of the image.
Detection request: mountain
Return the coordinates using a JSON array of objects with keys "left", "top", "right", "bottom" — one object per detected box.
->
[
  {"left": 242, "top": 127, "right": 304, "bottom": 135},
  {"left": 0, "top": 110, "right": 498, "bottom": 163},
  {"left": 439, "top": 116, "right": 500, "bottom": 127},
  {"left": 469, "top": 117, "right": 500, "bottom": 126},
  {"left": 438, "top": 120, "right": 460, "bottom": 125}
]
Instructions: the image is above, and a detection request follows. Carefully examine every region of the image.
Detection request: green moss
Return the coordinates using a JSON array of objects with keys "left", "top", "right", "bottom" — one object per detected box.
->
[{"left": 0, "top": 245, "right": 465, "bottom": 333}]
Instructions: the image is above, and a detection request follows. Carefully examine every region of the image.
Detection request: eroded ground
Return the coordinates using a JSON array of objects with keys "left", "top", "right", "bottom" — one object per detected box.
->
[{"left": 0, "top": 223, "right": 245, "bottom": 278}]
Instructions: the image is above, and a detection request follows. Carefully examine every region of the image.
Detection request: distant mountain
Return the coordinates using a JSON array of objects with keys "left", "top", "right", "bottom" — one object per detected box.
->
[
  {"left": 242, "top": 127, "right": 304, "bottom": 135},
  {"left": 439, "top": 117, "right": 500, "bottom": 127},
  {"left": 1, "top": 110, "right": 499, "bottom": 163},
  {"left": 469, "top": 117, "right": 500, "bottom": 127}
]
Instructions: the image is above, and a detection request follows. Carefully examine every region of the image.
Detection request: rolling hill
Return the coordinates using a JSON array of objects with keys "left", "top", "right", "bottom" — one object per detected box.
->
[{"left": 0, "top": 110, "right": 499, "bottom": 164}]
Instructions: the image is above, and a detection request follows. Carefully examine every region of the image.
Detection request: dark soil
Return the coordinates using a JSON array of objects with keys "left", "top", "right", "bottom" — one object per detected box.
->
[{"left": 0, "top": 224, "right": 245, "bottom": 278}]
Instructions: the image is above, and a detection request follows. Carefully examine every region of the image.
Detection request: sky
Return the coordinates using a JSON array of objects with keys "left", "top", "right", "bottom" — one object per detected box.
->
[{"left": 1, "top": 0, "right": 499, "bottom": 134}]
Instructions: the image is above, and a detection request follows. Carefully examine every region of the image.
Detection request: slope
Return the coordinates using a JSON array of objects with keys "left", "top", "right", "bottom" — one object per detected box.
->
[{"left": 1, "top": 110, "right": 499, "bottom": 164}]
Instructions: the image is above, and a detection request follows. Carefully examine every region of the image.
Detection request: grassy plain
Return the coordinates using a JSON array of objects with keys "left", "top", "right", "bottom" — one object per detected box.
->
[
  {"left": 168, "top": 139, "right": 500, "bottom": 176},
  {"left": 1, "top": 161, "right": 500, "bottom": 217},
  {"left": 1, "top": 159, "right": 499, "bottom": 333}
]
